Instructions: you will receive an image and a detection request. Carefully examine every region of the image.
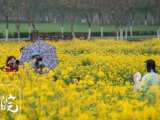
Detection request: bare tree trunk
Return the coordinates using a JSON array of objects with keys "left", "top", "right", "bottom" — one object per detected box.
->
[
  {"left": 130, "top": 25, "right": 133, "bottom": 36},
  {"left": 138, "top": 19, "right": 140, "bottom": 24},
  {"left": 61, "top": 16, "right": 65, "bottom": 38},
  {"left": 85, "top": 14, "right": 91, "bottom": 40},
  {"left": 88, "top": 26, "right": 91, "bottom": 40},
  {"left": 130, "top": 13, "right": 134, "bottom": 36},
  {"left": 120, "top": 27, "right": 122, "bottom": 40},
  {"left": 152, "top": 15, "right": 156, "bottom": 25},
  {"left": 116, "top": 27, "right": 119, "bottom": 41},
  {"left": 71, "top": 13, "right": 76, "bottom": 40},
  {"left": 54, "top": 18, "right": 56, "bottom": 23},
  {"left": 28, "top": 22, "right": 31, "bottom": 39},
  {"left": 71, "top": 23, "right": 75, "bottom": 40},
  {"left": 101, "top": 26, "right": 103, "bottom": 37},
  {"left": 108, "top": 14, "right": 110, "bottom": 24},
  {"left": 156, "top": 9, "right": 160, "bottom": 40},
  {"left": 40, "top": 11, "right": 42, "bottom": 21},
  {"left": 120, "top": 24, "right": 123, "bottom": 40},
  {"left": 75, "top": 17, "right": 78, "bottom": 23},
  {"left": 125, "top": 27, "right": 127, "bottom": 39},
  {"left": 157, "top": 25, "right": 159, "bottom": 39},
  {"left": 18, "top": 27, "right": 20, "bottom": 43},
  {"left": 145, "top": 20, "right": 147, "bottom": 25},
  {"left": 5, "top": 16, "right": 9, "bottom": 42},
  {"left": 61, "top": 22, "right": 64, "bottom": 38},
  {"left": 90, "top": 11, "right": 93, "bottom": 23},
  {"left": 132, "top": 20, "right": 134, "bottom": 25},
  {"left": 108, "top": 19, "right": 110, "bottom": 24},
  {"left": 32, "top": 21, "right": 36, "bottom": 31},
  {"left": 101, "top": 16, "right": 104, "bottom": 37},
  {"left": 52, "top": 13, "right": 54, "bottom": 22},
  {"left": 87, "top": 20, "right": 91, "bottom": 39},
  {"left": 154, "top": 15, "right": 156, "bottom": 24},
  {"left": 152, "top": 18, "right": 154, "bottom": 25},
  {"left": 145, "top": 11, "right": 148, "bottom": 25},
  {"left": 98, "top": 12, "right": 101, "bottom": 24}
]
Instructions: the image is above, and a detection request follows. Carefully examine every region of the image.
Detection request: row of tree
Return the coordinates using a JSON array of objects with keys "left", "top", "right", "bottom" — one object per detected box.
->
[{"left": 0, "top": 0, "right": 160, "bottom": 41}]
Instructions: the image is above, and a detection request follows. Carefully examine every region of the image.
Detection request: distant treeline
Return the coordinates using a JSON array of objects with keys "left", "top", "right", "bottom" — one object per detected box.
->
[{"left": 0, "top": 0, "right": 159, "bottom": 41}]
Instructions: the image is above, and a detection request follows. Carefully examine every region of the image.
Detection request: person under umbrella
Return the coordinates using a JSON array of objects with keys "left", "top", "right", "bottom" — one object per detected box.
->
[
  {"left": 20, "top": 40, "right": 59, "bottom": 78},
  {"left": 20, "top": 40, "right": 59, "bottom": 70},
  {"left": 18, "top": 47, "right": 24, "bottom": 61},
  {"left": 29, "top": 52, "right": 48, "bottom": 75}
]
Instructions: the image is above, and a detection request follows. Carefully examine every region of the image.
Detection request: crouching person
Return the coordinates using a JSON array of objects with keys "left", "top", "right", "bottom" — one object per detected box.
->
[
  {"left": 29, "top": 52, "right": 49, "bottom": 75},
  {"left": 6, "top": 56, "right": 19, "bottom": 73},
  {"left": 134, "top": 59, "right": 160, "bottom": 93}
]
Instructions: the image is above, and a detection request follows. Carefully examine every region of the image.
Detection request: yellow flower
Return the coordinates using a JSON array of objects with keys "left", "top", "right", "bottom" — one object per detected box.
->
[
  {"left": 1, "top": 38, "right": 160, "bottom": 120},
  {"left": 48, "top": 70, "right": 56, "bottom": 76},
  {"left": 98, "top": 71, "right": 105, "bottom": 78},
  {"left": 148, "top": 77, "right": 153, "bottom": 80},
  {"left": 139, "top": 88, "right": 145, "bottom": 92},
  {"left": 140, "top": 81, "right": 147, "bottom": 86},
  {"left": 77, "top": 113, "right": 89, "bottom": 120},
  {"left": 67, "top": 67, "right": 73, "bottom": 72},
  {"left": 63, "top": 75, "right": 69, "bottom": 79},
  {"left": 87, "top": 80, "right": 94, "bottom": 85},
  {"left": 59, "top": 107, "right": 70, "bottom": 116},
  {"left": 61, "top": 70, "right": 68, "bottom": 75},
  {"left": 42, "top": 67, "right": 49, "bottom": 73}
]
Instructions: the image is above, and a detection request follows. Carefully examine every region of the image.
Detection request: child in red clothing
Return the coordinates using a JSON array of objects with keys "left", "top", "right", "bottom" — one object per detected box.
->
[{"left": 6, "top": 56, "right": 19, "bottom": 73}]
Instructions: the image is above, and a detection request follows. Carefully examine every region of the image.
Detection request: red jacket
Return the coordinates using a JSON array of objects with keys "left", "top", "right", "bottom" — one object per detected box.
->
[{"left": 6, "top": 63, "right": 18, "bottom": 73}]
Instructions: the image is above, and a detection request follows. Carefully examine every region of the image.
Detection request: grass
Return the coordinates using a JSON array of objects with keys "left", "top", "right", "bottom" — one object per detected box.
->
[
  {"left": 0, "top": 22, "right": 157, "bottom": 34},
  {"left": 90, "top": 37, "right": 157, "bottom": 41},
  {"left": 126, "top": 37, "right": 156, "bottom": 40}
]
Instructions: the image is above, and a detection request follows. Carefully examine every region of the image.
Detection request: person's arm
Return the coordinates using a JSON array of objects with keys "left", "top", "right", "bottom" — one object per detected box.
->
[
  {"left": 6, "top": 60, "right": 13, "bottom": 67},
  {"left": 43, "top": 61, "right": 48, "bottom": 68},
  {"left": 18, "top": 56, "right": 21, "bottom": 61},
  {"left": 133, "top": 72, "right": 141, "bottom": 93},
  {"left": 29, "top": 60, "right": 36, "bottom": 69},
  {"left": 40, "top": 61, "right": 48, "bottom": 68},
  {"left": 40, "top": 61, "right": 49, "bottom": 74},
  {"left": 137, "top": 76, "right": 147, "bottom": 91},
  {"left": 6, "top": 63, "right": 10, "bottom": 67}
]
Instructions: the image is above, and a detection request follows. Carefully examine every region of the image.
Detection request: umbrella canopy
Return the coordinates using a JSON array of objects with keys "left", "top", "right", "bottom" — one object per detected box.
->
[{"left": 20, "top": 40, "right": 59, "bottom": 70}]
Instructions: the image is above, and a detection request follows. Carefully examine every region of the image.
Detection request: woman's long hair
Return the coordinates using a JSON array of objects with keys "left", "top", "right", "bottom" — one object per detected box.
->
[{"left": 145, "top": 59, "right": 158, "bottom": 73}]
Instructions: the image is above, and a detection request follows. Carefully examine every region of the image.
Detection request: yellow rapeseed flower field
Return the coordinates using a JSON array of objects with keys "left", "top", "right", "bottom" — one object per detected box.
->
[{"left": 0, "top": 38, "right": 160, "bottom": 120}]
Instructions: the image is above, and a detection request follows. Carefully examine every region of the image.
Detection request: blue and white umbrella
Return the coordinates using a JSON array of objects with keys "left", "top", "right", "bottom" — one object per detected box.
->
[{"left": 20, "top": 40, "right": 59, "bottom": 70}]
